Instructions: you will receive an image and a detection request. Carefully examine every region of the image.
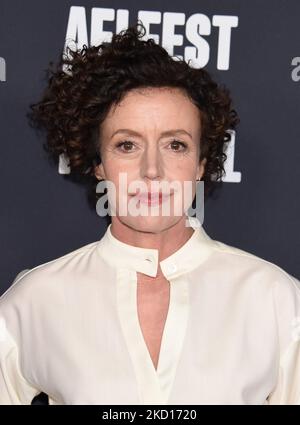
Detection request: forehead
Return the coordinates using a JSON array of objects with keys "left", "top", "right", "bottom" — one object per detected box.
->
[{"left": 101, "top": 87, "right": 201, "bottom": 137}]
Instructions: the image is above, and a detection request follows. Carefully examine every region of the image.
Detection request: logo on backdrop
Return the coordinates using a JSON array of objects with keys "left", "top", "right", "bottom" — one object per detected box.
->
[
  {"left": 0, "top": 57, "right": 6, "bottom": 82},
  {"left": 58, "top": 6, "right": 241, "bottom": 184},
  {"left": 291, "top": 57, "right": 300, "bottom": 82},
  {"left": 64, "top": 6, "right": 239, "bottom": 71}
]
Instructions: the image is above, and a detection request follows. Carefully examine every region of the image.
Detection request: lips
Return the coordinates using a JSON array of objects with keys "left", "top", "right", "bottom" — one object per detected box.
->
[
  {"left": 138, "top": 192, "right": 162, "bottom": 201},
  {"left": 134, "top": 191, "right": 170, "bottom": 205}
]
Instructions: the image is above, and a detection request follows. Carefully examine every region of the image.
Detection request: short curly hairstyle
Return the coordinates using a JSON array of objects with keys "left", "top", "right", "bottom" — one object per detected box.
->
[{"left": 28, "top": 21, "right": 239, "bottom": 210}]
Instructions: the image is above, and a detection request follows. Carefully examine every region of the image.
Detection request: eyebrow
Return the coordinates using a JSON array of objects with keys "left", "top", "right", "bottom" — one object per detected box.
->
[{"left": 110, "top": 128, "right": 193, "bottom": 139}]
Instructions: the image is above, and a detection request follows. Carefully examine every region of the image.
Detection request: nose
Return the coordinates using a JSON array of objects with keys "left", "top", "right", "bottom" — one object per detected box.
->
[{"left": 140, "top": 143, "right": 164, "bottom": 181}]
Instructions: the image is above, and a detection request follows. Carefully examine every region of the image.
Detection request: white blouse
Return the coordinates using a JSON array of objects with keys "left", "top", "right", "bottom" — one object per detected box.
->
[{"left": 0, "top": 216, "right": 300, "bottom": 405}]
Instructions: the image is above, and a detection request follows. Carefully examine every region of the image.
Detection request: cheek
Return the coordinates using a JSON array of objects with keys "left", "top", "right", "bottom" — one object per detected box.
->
[
  {"left": 169, "top": 160, "right": 198, "bottom": 182},
  {"left": 102, "top": 161, "right": 137, "bottom": 205},
  {"left": 103, "top": 158, "right": 136, "bottom": 181},
  {"left": 169, "top": 165, "right": 198, "bottom": 210}
]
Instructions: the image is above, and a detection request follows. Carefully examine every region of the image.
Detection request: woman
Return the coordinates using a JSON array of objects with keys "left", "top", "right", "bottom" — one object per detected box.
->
[{"left": 0, "top": 23, "right": 299, "bottom": 405}]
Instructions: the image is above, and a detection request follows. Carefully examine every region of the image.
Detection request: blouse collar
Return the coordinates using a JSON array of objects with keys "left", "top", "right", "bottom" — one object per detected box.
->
[{"left": 97, "top": 216, "right": 215, "bottom": 279}]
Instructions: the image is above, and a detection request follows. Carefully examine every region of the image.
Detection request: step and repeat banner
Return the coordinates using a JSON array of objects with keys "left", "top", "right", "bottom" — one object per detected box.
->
[{"left": 1, "top": 0, "right": 299, "bottom": 296}]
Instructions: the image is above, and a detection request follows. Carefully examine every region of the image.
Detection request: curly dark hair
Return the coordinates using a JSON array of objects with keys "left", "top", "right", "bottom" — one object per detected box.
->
[{"left": 27, "top": 21, "right": 239, "bottom": 211}]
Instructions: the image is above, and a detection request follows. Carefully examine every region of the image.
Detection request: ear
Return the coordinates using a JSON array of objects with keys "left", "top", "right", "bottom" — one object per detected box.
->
[
  {"left": 94, "top": 162, "right": 106, "bottom": 181},
  {"left": 197, "top": 157, "right": 207, "bottom": 180}
]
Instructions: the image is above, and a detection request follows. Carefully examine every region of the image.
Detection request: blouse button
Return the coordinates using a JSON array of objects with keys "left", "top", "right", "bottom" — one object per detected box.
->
[
  {"left": 189, "top": 217, "right": 200, "bottom": 227},
  {"left": 145, "top": 256, "right": 154, "bottom": 263},
  {"left": 167, "top": 263, "right": 177, "bottom": 273}
]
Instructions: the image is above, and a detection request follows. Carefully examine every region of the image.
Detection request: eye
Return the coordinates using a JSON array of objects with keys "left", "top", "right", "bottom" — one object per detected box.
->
[
  {"left": 115, "top": 140, "right": 135, "bottom": 153},
  {"left": 169, "top": 140, "right": 188, "bottom": 152}
]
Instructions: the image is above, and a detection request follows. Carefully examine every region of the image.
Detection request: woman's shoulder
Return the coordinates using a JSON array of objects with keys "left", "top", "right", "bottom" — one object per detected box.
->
[
  {"left": 0, "top": 239, "right": 100, "bottom": 307},
  {"left": 209, "top": 235, "right": 300, "bottom": 293},
  {"left": 208, "top": 235, "right": 300, "bottom": 355},
  {"left": 0, "top": 239, "right": 105, "bottom": 349}
]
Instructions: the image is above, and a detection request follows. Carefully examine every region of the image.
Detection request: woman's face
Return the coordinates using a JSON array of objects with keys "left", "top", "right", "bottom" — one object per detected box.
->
[{"left": 94, "top": 87, "right": 206, "bottom": 233}]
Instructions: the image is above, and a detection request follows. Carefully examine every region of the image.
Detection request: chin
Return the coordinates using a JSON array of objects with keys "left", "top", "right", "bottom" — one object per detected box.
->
[{"left": 119, "top": 215, "right": 182, "bottom": 234}]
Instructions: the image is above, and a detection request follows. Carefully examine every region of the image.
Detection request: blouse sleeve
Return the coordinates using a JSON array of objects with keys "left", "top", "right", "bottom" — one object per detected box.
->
[
  {"left": 0, "top": 321, "right": 40, "bottom": 405},
  {"left": 0, "top": 270, "right": 40, "bottom": 405},
  {"left": 267, "top": 275, "right": 300, "bottom": 405}
]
